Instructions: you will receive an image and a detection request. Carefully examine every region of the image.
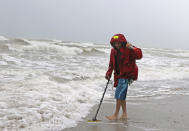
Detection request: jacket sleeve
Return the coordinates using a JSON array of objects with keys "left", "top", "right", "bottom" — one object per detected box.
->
[
  {"left": 131, "top": 47, "right": 143, "bottom": 60},
  {"left": 106, "top": 49, "right": 114, "bottom": 78}
]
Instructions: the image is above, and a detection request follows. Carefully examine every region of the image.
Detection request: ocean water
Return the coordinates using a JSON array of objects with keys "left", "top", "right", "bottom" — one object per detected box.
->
[{"left": 0, "top": 36, "right": 189, "bottom": 131}]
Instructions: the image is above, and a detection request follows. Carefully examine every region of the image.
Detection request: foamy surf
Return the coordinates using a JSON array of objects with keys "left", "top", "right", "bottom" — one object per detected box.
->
[
  {"left": 0, "top": 36, "right": 189, "bottom": 130},
  {"left": 0, "top": 36, "right": 8, "bottom": 41}
]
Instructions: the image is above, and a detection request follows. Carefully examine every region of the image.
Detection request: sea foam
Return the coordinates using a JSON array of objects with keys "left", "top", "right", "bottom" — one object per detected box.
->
[{"left": 0, "top": 36, "right": 189, "bottom": 130}]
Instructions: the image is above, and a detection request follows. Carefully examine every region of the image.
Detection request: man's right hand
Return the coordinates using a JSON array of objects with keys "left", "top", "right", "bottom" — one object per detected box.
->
[{"left": 105, "top": 75, "right": 110, "bottom": 80}]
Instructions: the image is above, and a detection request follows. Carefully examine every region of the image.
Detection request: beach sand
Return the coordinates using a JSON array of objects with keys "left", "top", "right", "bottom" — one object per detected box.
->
[{"left": 63, "top": 95, "right": 189, "bottom": 131}]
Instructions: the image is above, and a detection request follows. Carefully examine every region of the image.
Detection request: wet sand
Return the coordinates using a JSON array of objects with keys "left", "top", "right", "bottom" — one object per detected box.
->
[{"left": 63, "top": 95, "right": 189, "bottom": 131}]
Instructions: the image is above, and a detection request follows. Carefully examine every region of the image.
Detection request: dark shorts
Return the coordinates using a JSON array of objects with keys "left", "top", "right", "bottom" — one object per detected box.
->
[{"left": 115, "top": 79, "right": 128, "bottom": 100}]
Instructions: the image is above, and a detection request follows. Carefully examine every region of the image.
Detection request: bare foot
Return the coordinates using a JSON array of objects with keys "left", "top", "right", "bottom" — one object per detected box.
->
[
  {"left": 106, "top": 115, "right": 118, "bottom": 120},
  {"left": 119, "top": 115, "right": 127, "bottom": 120}
]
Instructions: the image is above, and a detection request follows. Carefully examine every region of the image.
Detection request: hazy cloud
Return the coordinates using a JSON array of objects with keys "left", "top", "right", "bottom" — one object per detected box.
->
[{"left": 0, "top": 0, "right": 189, "bottom": 49}]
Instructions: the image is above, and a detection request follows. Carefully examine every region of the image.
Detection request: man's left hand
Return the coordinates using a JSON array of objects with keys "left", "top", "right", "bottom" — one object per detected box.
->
[{"left": 126, "top": 42, "right": 134, "bottom": 50}]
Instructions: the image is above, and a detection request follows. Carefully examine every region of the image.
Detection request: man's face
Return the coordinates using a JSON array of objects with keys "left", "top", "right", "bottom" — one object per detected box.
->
[{"left": 114, "top": 42, "right": 122, "bottom": 49}]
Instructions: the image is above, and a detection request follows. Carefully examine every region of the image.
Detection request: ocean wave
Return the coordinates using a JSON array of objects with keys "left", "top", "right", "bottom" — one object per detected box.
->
[
  {"left": 1, "top": 36, "right": 189, "bottom": 130},
  {"left": 0, "top": 36, "right": 8, "bottom": 41},
  {"left": 0, "top": 75, "right": 104, "bottom": 130},
  {"left": 139, "top": 66, "right": 189, "bottom": 81},
  {"left": 0, "top": 44, "right": 9, "bottom": 52},
  {"left": 1, "top": 38, "right": 109, "bottom": 56}
]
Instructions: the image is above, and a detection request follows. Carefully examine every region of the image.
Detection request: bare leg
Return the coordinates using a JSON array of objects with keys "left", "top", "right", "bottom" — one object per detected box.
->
[
  {"left": 106, "top": 99, "right": 121, "bottom": 120},
  {"left": 119, "top": 100, "right": 127, "bottom": 120}
]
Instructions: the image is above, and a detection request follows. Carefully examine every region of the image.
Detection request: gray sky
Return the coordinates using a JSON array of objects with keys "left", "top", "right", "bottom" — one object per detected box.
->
[{"left": 0, "top": 0, "right": 189, "bottom": 49}]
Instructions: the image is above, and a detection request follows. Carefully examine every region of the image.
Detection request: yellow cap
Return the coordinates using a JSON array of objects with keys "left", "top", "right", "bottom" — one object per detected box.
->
[{"left": 113, "top": 35, "right": 119, "bottom": 39}]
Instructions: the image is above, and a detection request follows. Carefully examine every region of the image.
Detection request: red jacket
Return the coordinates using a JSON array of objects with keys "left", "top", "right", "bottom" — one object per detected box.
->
[{"left": 106, "top": 47, "right": 142, "bottom": 87}]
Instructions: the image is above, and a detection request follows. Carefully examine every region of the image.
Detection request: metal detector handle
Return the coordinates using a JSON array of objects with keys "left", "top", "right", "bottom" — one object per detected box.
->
[{"left": 93, "top": 79, "right": 110, "bottom": 120}]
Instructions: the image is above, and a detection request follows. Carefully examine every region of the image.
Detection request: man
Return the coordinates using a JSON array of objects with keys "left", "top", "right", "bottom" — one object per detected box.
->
[{"left": 105, "top": 34, "right": 142, "bottom": 120}]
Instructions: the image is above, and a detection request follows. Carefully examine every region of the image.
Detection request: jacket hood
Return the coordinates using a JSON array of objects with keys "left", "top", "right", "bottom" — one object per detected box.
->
[{"left": 110, "top": 34, "right": 127, "bottom": 47}]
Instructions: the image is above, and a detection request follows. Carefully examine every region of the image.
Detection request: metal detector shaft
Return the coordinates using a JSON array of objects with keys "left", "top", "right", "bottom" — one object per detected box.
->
[{"left": 93, "top": 79, "right": 110, "bottom": 120}]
